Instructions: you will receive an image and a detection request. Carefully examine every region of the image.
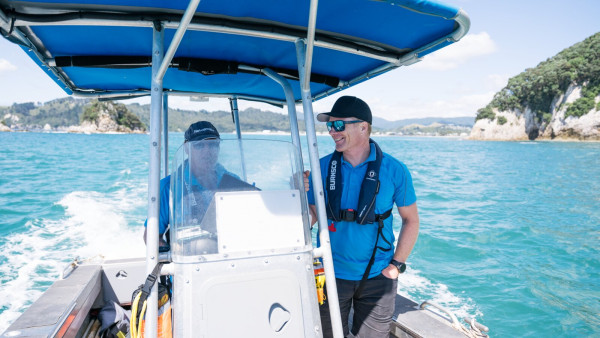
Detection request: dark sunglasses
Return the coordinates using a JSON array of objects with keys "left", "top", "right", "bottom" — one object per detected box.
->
[
  {"left": 190, "top": 139, "right": 220, "bottom": 150},
  {"left": 326, "top": 120, "right": 363, "bottom": 132}
]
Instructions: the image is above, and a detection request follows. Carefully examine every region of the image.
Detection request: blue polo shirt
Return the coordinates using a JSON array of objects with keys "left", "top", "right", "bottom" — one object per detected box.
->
[
  {"left": 144, "top": 163, "right": 233, "bottom": 234},
  {"left": 307, "top": 143, "right": 416, "bottom": 280}
]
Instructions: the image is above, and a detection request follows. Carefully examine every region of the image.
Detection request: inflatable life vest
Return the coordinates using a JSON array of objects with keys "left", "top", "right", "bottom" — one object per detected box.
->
[{"left": 325, "top": 139, "right": 392, "bottom": 225}]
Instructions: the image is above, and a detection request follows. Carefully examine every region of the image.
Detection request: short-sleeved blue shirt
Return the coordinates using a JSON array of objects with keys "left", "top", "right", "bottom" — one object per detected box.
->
[
  {"left": 144, "top": 163, "right": 234, "bottom": 235},
  {"left": 307, "top": 143, "right": 417, "bottom": 280}
]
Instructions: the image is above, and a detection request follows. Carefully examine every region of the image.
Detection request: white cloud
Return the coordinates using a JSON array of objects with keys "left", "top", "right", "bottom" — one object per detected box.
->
[
  {"left": 485, "top": 73, "right": 509, "bottom": 91},
  {"left": 0, "top": 59, "right": 17, "bottom": 73},
  {"left": 414, "top": 32, "right": 497, "bottom": 71}
]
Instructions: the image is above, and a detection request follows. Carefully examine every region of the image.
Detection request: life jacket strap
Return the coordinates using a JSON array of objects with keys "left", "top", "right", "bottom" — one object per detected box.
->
[
  {"left": 375, "top": 208, "right": 392, "bottom": 225},
  {"left": 337, "top": 207, "right": 392, "bottom": 224},
  {"left": 135, "top": 263, "right": 163, "bottom": 320},
  {"left": 355, "top": 207, "right": 393, "bottom": 298}
]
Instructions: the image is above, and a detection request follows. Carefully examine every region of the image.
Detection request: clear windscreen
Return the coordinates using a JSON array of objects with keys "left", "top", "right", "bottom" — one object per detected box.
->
[{"left": 170, "top": 138, "right": 310, "bottom": 262}]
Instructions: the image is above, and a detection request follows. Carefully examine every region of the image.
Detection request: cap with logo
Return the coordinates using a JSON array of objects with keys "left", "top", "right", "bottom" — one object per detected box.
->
[
  {"left": 184, "top": 121, "right": 220, "bottom": 142},
  {"left": 317, "top": 96, "right": 372, "bottom": 125}
]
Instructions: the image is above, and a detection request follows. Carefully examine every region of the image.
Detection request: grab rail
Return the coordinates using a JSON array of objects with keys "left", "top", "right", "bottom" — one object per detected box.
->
[{"left": 419, "top": 301, "right": 489, "bottom": 338}]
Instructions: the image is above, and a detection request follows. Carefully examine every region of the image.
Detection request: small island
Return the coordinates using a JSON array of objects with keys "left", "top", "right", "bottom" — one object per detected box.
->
[{"left": 68, "top": 100, "right": 146, "bottom": 133}]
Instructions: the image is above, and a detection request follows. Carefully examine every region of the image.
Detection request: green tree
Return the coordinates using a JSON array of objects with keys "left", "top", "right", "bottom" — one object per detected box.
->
[
  {"left": 82, "top": 100, "right": 146, "bottom": 130},
  {"left": 481, "top": 32, "right": 600, "bottom": 120},
  {"left": 475, "top": 106, "right": 495, "bottom": 121},
  {"left": 565, "top": 80, "right": 600, "bottom": 118}
]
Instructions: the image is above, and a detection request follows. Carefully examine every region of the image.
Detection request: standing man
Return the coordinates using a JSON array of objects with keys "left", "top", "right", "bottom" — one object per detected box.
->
[{"left": 307, "top": 96, "right": 419, "bottom": 338}]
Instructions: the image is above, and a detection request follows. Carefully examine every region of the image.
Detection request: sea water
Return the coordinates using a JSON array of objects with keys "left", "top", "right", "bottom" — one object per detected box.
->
[{"left": 0, "top": 132, "right": 598, "bottom": 337}]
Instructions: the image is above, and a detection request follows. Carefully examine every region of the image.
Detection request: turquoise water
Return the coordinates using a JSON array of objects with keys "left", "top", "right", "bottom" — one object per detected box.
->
[{"left": 1, "top": 132, "right": 599, "bottom": 336}]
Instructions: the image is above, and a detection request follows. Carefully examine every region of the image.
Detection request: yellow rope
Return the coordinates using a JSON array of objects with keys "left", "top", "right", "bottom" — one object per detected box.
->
[{"left": 130, "top": 292, "right": 142, "bottom": 338}]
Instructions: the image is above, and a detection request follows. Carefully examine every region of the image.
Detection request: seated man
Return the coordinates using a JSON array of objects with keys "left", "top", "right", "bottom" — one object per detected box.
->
[
  {"left": 144, "top": 120, "right": 310, "bottom": 252},
  {"left": 143, "top": 121, "right": 250, "bottom": 250}
]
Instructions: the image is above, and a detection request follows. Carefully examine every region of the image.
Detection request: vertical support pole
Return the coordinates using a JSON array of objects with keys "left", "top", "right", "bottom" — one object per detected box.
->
[
  {"left": 162, "top": 93, "right": 169, "bottom": 178},
  {"left": 146, "top": 21, "right": 164, "bottom": 338},
  {"left": 260, "top": 68, "right": 303, "bottom": 158},
  {"left": 296, "top": 39, "right": 344, "bottom": 338},
  {"left": 230, "top": 97, "right": 242, "bottom": 140},
  {"left": 261, "top": 67, "right": 311, "bottom": 243},
  {"left": 229, "top": 97, "right": 247, "bottom": 181},
  {"left": 303, "top": 0, "right": 319, "bottom": 89}
]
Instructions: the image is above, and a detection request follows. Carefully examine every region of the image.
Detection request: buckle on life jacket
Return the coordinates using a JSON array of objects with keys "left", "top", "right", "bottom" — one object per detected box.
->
[
  {"left": 339, "top": 209, "right": 356, "bottom": 222},
  {"left": 374, "top": 208, "right": 393, "bottom": 227},
  {"left": 337, "top": 208, "right": 392, "bottom": 225}
]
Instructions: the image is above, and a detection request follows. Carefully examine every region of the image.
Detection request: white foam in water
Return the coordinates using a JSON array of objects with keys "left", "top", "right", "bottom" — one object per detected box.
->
[
  {"left": 397, "top": 267, "right": 483, "bottom": 323},
  {"left": 59, "top": 190, "right": 146, "bottom": 259},
  {"left": 0, "top": 181, "right": 147, "bottom": 332}
]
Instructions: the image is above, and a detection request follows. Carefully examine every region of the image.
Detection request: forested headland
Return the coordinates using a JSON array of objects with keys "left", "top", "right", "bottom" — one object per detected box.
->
[{"left": 472, "top": 32, "right": 600, "bottom": 141}]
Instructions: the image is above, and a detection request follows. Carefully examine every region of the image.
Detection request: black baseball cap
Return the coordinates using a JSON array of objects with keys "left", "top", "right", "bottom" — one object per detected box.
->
[
  {"left": 184, "top": 121, "right": 220, "bottom": 142},
  {"left": 317, "top": 96, "right": 372, "bottom": 124}
]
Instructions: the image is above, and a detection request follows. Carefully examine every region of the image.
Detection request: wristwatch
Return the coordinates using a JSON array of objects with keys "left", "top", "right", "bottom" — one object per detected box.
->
[{"left": 390, "top": 259, "right": 406, "bottom": 274}]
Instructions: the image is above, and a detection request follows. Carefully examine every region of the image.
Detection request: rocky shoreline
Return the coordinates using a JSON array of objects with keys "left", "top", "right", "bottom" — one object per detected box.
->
[{"left": 469, "top": 85, "right": 600, "bottom": 141}]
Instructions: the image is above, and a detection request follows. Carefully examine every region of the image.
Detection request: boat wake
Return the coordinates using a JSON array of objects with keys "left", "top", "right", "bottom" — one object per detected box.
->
[
  {"left": 0, "top": 183, "right": 146, "bottom": 332},
  {"left": 397, "top": 267, "right": 483, "bottom": 323}
]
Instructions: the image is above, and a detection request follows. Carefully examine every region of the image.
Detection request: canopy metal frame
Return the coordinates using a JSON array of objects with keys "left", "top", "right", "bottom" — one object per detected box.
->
[{"left": 0, "top": 3, "right": 470, "bottom": 104}]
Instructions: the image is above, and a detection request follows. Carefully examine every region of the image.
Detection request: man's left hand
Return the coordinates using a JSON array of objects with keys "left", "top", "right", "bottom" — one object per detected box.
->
[
  {"left": 303, "top": 170, "right": 310, "bottom": 192},
  {"left": 382, "top": 264, "right": 400, "bottom": 279}
]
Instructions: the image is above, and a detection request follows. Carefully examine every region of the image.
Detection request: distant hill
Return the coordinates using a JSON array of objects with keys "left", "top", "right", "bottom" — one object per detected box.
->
[
  {"left": 0, "top": 97, "right": 90, "bottom": 129},
  {"left": 1, "top": 97, "right": 474, "bottom": 135},
  {"left": 125, "top": 104, "right": 308, "bottom": 132},
  {"left": 372, "top": 116, "right": 474, "bottom": 129},
  {"left": 472, "top": 32, "right": 600, "bottom": 141},
  {"left": 0, "top": 98, "right": 301, "bottom": 133}
]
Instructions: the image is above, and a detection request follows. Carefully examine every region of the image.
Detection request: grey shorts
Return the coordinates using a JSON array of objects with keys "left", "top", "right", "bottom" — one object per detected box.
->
[{"left": 320, "top": 274, "right": 397, "bottom": 338}]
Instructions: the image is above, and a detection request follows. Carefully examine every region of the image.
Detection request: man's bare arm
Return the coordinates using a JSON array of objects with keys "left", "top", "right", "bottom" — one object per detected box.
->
[{"left": 382, "top": 202, "right": 419, "bottom": 279}]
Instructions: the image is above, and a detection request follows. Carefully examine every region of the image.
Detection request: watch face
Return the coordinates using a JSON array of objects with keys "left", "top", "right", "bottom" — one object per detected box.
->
[
  {"left": 398, "top": 262, "right": 406, "bottom": 273},
  {"left": 392, "top": 260, "right": 406, "bottom": 273}
]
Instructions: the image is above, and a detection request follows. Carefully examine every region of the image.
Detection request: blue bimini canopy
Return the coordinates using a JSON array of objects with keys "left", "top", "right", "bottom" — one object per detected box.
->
[{"left": 0, "top": 0, "right": 469, "bottom": 105}]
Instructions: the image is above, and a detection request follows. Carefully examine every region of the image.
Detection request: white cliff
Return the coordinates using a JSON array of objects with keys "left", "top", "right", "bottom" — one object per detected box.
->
[
  {"left": 470, "top": 83, "right": 600, "bottom": 141},
  {"left": 540, "top": 84, "right": 600, "bottom": 140},
  {"left": 469, "top": 107, "right": 539, "bottom": 141}
]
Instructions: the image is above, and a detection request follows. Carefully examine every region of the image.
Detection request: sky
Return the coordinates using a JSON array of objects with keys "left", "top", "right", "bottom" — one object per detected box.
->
[{"left": 1, "top": 0, "right": 599, "bottom": 121}]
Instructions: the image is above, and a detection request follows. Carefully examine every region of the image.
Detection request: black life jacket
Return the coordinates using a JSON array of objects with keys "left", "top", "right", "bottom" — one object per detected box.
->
[
  {"left": 325, "top": 139, "right": 391, "bottom": 225},
  {"left": 185, "top": 172, "right": 258, "bottom": 219}
]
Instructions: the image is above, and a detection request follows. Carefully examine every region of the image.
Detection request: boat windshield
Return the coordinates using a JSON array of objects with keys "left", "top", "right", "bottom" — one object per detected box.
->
[{"left": 170, "top": 138, "right": 311, "bottom": 262}]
